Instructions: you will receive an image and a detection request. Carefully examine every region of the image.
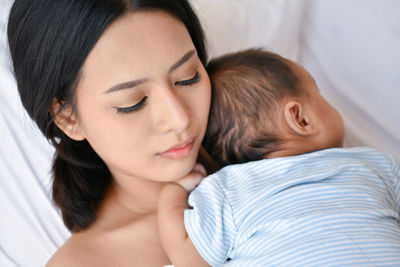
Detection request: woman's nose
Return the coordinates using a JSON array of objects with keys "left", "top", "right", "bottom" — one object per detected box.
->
[{"left": 152, "top": 86, "right": 190, "bottom": 134}]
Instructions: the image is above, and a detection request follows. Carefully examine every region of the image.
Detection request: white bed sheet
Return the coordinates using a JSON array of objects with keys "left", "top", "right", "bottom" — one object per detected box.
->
[
  {"left": 0, "top": 0, "right": 399, "bottom": 266},
  {"left": 298, "top": 0, "right": 400, "bottom": 161}
]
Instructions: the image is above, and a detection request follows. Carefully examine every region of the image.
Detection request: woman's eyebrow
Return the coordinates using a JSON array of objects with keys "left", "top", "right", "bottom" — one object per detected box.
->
[
  {"left": 104, "top": 78, "right": 148, "bottom": 94},
  {"left": 169, "top": 49, "right": 196, "bottom": 73},
  {"left": 104, "top": 49, "right": 196, "bottom": 94}
]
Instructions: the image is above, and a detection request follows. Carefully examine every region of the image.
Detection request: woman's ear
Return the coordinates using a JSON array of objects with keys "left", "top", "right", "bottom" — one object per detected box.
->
[
  {"left": 283, "top": 100, "right": 317, "bottom": 137},
  {"left": 50, "top": 98, "right": 85, "bottom": 141}
]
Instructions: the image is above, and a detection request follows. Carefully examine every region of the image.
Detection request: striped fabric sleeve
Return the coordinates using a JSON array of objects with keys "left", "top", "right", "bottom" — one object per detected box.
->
[
  {"left": 184, "top": 174, "right": 236, "bottom": 266},
  {"left": 392, "top": 157, "right": 400, "bottom": 214}
]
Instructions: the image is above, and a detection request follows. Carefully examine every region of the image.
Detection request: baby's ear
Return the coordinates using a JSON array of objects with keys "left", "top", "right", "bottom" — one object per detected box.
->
[
  {"left": 50, "top": 98, "right": 85, "bottom": 141},
  {"left": 283, "top": 100, "right": 318, "bottom": 137}
]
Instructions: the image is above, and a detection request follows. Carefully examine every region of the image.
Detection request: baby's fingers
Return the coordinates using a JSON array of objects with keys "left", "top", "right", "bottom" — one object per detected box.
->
[
  {"left": 192, "top": 163, "right": 207, "bottom": 176},
  {"left": 175, "top": 164, "right": 207, "bottom": 192}
]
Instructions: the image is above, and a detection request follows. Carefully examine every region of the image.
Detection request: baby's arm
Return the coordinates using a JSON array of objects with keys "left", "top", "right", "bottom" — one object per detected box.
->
[{"left": 158, "top": 164, "right": 210, "bottom": 267}]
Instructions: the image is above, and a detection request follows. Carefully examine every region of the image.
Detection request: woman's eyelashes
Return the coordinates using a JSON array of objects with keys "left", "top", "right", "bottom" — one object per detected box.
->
[
  {"left": 175, "top": 71, "right": 200, "bottom": 86},
  {"left": 115, "top": 72, "right": 200, "bottom": 114},
  {"left": 116, "top": 96, "right": 147, "bottom": 114}
]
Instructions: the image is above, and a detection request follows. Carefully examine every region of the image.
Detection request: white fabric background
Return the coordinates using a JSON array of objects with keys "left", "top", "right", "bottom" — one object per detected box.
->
[
  {"left": 191, "top": 0, "right": 305, "bottom": 61},
  {"left": 0, "top": 0, "right": 399, "bottom": 266},
  {"left": 299, "top": 0, "right": 400, "bottom": 161}
]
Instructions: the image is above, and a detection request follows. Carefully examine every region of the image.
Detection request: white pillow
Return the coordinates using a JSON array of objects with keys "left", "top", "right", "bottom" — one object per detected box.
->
[
  {"left": 298, "top": 0, "right": 400, "bottom": 161},
  {"left": 191, "top": 0, "right": 306, "bottom": 61}
]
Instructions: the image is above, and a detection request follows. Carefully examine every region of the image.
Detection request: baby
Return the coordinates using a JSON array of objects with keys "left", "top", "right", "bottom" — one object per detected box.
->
[{"left": 158, "top": 49, "right": 400, "bottom": 266}]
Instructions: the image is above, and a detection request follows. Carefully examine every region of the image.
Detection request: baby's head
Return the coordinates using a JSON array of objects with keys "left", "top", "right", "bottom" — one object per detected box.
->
[{"left": 203, "top": 49, "right": 344, "bottom": 167}]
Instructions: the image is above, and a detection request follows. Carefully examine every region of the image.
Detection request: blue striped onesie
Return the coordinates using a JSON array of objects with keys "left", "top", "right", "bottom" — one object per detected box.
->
[{"left": 184, "top": 147, "right": 400, "bottom": 266}]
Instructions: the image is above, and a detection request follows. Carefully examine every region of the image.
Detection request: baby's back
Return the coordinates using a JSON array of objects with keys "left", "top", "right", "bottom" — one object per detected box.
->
[{"left": 186, "top": 147, "right": 400, "bottom": 266}]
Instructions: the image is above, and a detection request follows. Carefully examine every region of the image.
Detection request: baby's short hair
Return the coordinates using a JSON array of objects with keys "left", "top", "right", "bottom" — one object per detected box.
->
[{"left": 203, "top": 49, "right": 302, "bottom": 167}]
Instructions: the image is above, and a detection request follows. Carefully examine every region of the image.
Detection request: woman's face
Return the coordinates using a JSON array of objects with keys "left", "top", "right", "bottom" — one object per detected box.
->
[{"left": 72, "top": 11, "right": 211, "bottom": 182}]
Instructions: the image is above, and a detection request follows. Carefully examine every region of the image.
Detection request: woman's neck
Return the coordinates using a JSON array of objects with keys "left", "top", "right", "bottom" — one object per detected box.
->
[
  {"left": 111, "top": 178, "right": 164, "bottom": 213},
  {"left": 92, "top": 177, "right": 165, "bottom": 231}
]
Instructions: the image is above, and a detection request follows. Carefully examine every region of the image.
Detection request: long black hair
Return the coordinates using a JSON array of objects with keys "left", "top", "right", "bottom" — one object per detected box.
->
[{"left": 7, "top": 0, "right": 208, "bottom": 232}]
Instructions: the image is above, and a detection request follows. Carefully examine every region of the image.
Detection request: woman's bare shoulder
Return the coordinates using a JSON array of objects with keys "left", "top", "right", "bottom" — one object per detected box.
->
[
  {"left": 46, "top": 216, "right": 171, "bottom": 267},
  {"left": 46, "top": 232, "right": 113, "bottom": 267},
  {"left": 46, "top": 236, "right": 82, "bottom": 267},
  {"left": 46, "top": 242, "right": 82, "bottom": 267}
]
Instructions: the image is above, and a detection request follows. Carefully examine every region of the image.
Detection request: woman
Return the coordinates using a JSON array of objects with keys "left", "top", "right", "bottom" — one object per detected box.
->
[{"left": 8, "top": 0, "right": 218, "bottom": 265}]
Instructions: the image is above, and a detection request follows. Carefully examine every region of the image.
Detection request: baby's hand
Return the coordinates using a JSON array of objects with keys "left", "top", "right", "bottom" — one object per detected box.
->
[{"left": 175, "top": 163, "right": 207, "bottom": 192}]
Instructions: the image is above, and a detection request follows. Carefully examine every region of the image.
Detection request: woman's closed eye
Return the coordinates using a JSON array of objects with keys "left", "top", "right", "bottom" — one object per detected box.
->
[
  {"left": 114, "top": 72, "right": 200, "bottom": 114},
  {"left": 115, "top": 96, "right": 147, "bottom": 114},
  {"left": 175, "top": 71, "right": 200, "bottom": 86}
]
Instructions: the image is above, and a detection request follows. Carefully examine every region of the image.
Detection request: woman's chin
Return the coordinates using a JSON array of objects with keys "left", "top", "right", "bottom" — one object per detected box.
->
[{"left": 159, "top": 159, "right": 198, "bottom": 182}]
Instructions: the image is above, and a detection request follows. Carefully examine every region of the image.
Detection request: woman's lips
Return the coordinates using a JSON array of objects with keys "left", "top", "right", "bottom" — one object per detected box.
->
[{"left": 158, "top": 137, "right": 195, "bottom": 160}]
